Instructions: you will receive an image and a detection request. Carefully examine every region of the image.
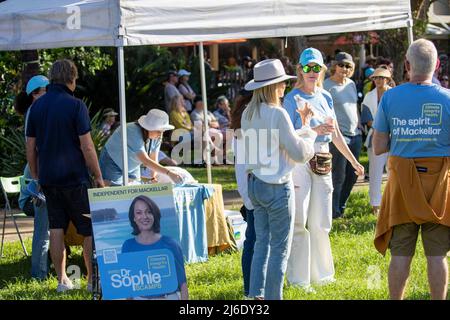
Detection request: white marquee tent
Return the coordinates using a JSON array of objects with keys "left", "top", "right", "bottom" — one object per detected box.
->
[{"left": 0, "top": 0, "right": 414, "bottom": 184}]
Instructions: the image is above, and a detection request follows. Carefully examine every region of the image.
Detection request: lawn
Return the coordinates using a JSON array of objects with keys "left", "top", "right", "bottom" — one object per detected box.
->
[{"left": 0, "top": 165, "right": 447, "bottom": 300}]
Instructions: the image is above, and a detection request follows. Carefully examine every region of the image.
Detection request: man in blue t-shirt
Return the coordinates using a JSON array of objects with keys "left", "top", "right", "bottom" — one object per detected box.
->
[
  {"left": 26, "top": 59, "right": 105, "bottom": 293},
  {"left": 373, "top": 39, "right": 450, "bottom": 300}
]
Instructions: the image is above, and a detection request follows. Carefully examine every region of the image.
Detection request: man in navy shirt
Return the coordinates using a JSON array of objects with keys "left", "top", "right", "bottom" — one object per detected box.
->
[{"left": 26, "top": 59, "right": 105, "bottom": 293}]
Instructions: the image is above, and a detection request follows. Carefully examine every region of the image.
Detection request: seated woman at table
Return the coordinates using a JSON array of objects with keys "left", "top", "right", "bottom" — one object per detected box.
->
[
  {"left": 99, "top": 109, "right": 183, "bottom": 186},
  {"left": 122, "top": 195, "right": 188, "bottom": 300}
]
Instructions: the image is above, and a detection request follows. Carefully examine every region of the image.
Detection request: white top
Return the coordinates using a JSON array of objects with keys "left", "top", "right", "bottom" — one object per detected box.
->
[
  {"left": 233, "top": 137, "right": 254, "bottom": 210},
  {"left": 239, "top": 102, "right": 317, "bottom": 184}
]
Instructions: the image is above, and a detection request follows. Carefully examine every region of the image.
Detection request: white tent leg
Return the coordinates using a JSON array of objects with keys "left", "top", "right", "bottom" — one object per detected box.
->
[
  {"left": 199, "top": 42, "right": 212, "bottom": 184},
  {"left": 406, "top": 9, "right": 414, "bottom": 45},
  {"left": 117, "top": 46, "right": 129, "bottom": 186}
]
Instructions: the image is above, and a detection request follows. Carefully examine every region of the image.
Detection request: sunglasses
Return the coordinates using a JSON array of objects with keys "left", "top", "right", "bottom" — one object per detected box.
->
[
  {"left": 372, "top": 76, "right": 388, "bottom": 80},
  {"left": 337, "top": 63, "right": 353, "bottom": 69},
  {"left": 302, "top": 65, "right": 322, "bottom": 73}
]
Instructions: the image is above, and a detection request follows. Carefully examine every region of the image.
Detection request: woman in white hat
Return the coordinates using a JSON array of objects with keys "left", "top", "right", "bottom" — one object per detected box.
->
[
  {"left": 361, "top": 67, "right": 392, "bottom": 215},
  {"left": 284, "top": 48, "right": 364, "bottom": 291},
  {"left": 99, "top": 109, "right": 183, "bottom": 186},
  {"left": 239, "top": 58, "right": 317, "bottom": 300}
]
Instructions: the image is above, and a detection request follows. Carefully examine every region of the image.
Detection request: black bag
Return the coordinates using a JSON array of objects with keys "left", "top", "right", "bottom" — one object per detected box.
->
[{"left": 22, "top": 197, "right": 35, "bottom": 217}]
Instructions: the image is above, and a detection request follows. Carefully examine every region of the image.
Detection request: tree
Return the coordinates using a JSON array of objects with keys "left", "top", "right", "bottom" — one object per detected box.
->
[{"left": 377, "top": 0, "right": 437, "bottom": 82}]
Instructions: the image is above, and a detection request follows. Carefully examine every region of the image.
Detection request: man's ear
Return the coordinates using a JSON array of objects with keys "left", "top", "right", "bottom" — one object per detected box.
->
[{"left": 404, "top": 59, "right": 410, "bottom": 72}]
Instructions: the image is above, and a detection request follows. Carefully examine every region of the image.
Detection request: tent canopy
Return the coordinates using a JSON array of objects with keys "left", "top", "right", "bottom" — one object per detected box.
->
[{"left": 0, "top": 0, "right": 412, "bottom": 50}]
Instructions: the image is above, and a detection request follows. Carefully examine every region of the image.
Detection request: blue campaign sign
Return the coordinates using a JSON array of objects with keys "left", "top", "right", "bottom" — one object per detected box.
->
[{"left": 98, "top": 248, "right": 179, "bottom": 300}]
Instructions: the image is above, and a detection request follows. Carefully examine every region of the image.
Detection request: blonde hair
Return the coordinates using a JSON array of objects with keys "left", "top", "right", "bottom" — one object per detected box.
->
[
  {"left": 295, "top": 64, "right": 328, "bottom": 89},
  {"left": 245, "top": 82, "right": 281, "bottom": 120},
  {"left": 169, "top": 95, "right": 184, "bottom": 113},
  {"left": 329, "top": 61, "right": 355, "bottom": 78}
]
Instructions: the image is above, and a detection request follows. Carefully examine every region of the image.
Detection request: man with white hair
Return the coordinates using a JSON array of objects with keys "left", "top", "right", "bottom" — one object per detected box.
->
[{"left": 372, "top": 39, "right": 450, "bottom": 300}]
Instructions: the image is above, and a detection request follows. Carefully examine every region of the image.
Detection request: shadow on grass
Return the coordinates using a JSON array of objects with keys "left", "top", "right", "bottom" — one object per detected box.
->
[
  {"left": 0, "top": 247, "right": 87, "bottom": 290},
  {"left": 331, "top": 191, "right": 377, "bottom": 235}
]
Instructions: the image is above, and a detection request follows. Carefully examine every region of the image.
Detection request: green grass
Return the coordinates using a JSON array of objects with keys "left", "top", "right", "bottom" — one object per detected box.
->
[
  {"left": 1, "top": 189, "right": 447, "bottom": 300},
  {"left": 186, "top": 165, "right": 237, "bottom": 191}
]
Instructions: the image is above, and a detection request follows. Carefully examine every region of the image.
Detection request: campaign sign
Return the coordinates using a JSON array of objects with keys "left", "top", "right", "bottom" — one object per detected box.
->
[
  {"left": 88, "top": 183, "right": 183, "bottom": 300},
  {"left": 98, "top": 249, "right": 178, "bottom": 300}
]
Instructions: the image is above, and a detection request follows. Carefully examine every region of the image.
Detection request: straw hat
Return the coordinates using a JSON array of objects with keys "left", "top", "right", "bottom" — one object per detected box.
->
[
  {"left": 370, "top": 67, "right": 392, "bottom": 79},
  {"left": 138, "top": 109, "right": 174, "bottom": 131},
  {"left": 244, "top": 59, "right": 296, "bottom": 91}
]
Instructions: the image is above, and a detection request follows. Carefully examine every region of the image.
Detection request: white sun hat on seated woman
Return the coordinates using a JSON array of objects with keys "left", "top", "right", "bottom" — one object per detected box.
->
[{"left": 244, "top": 58, "right": 297, "bottom": 91}]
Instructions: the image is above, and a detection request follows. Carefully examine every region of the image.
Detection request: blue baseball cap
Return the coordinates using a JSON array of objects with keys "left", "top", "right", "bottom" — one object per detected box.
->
[
  {"left": 299, "top": 48, "right": 324, "bottom": 67},
  {"left": 26, "top": 75, "right": 49, "bottom": 95},
  {"left": 365, "top": 67, "right": 375, "bottom": 78}
]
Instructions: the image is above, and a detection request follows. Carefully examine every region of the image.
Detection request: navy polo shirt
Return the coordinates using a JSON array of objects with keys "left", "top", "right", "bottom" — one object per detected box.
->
[{"left": 26, "top": 84, "right": 91, "bottom": 187}]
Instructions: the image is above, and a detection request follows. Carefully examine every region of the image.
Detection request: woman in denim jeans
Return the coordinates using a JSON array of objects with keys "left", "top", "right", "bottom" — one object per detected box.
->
[
  {"left": 239, "top": 59, "right": 316, "bottom": 300},
  {"left": 15, "top": 75, "right": 50, "bottom": 280},
  {"left": 231, "top": 89, "right": 255, "bottom": 298}
]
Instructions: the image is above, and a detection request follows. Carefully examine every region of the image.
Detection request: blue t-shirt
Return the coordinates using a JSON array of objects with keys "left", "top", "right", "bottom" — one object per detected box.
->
[
  {"left": 104, "top": 123, "right": 161, "bottom": 176},
  {"left": 323, "top": 78, "right": 361, "bottom": 137},
  {"left": 121, "top": 235, "right": 187, "bottom": 289},
  {"left": 373, "top": 83, "right": 450, "bottom": 158},
  {"left": 26, "top": 84, "right": 91, "bottom": 187},
  {"left": 283, "top": 87, "right": 336, "bottom": 143}
]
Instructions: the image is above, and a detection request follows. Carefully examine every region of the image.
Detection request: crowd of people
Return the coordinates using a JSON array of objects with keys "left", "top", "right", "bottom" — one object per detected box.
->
[
  {"left": 234, "top": 39, "right": 449, "bottom": 300},
  {"left": 13, "top": 37, "right": 449, "bottom": 301}
]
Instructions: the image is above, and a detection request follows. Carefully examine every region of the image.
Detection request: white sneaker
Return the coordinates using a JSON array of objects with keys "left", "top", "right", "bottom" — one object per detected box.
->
[{"left": 56, "top": 282, "right": 74, "bottom": 293}]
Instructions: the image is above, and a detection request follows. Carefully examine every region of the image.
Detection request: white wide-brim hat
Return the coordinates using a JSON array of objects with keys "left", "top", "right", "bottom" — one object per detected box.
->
[
  {"left": 138, "top": 109, "right": 174, "bottom": 131},
  {"left": 244, "top": 58, "right": 296, "bottom": 91}
]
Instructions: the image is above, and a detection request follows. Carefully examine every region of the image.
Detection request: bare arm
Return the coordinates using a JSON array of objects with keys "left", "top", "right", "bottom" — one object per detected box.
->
[
  {"left": 136, "top": 152, "right": 183, "bottom": 184},
  {"left": 180, "top": 283, "right": 189, "bottom": 300},
  {"left": 372, "top": 130, "right": 390, "bottom": 155},
  {"left": 26, "top": 137, "right": 38, "bottom": 180},
  {"left": 79, "top": 132, "right": 105, "bottom": 188},
  {"left": 331, "top": 127, "right": 365, "bottom": 176}
]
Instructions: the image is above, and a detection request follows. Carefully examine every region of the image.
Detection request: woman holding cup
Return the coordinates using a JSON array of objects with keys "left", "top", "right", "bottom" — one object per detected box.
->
[{"left": 283, "top": 48, "right": 364, "bottom": 290}]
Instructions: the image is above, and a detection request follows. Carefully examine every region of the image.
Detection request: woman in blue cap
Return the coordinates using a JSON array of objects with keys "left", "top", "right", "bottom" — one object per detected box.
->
[
  {"left": 283, "top": 48, "right": 364, "bottom": 291},
  {"left": 15, "top": 75, "right": 51, "bottom": 280}
]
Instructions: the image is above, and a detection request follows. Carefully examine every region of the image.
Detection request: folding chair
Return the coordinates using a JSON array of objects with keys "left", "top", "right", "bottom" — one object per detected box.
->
[{"left": 0, "top": 176, "right": 29, "bottom": 258}]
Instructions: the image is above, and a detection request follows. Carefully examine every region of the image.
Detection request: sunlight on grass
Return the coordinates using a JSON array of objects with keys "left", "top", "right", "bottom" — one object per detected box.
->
[{"left": 1, "top": 190, "right": 448, "bottom": 300}]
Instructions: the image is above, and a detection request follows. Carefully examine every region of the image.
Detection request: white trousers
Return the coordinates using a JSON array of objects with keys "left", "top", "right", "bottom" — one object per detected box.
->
[
  {"left": 368, "top": 147, "right": 388, "bottom": 207},
  {"left": 286, "top": 163, "right": 335, "bottom": 286}
]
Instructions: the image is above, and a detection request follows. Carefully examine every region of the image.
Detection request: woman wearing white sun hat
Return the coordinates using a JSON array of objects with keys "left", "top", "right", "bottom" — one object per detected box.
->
[
  {"left": 99, "top": 109, "right": 183, "bottom": 186},
  {"left": 239, "top": 58, "right": 317, "bottom": 300}
]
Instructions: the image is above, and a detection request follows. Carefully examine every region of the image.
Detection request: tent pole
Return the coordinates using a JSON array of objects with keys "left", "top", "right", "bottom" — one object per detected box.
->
[
  {"left": 117, "top": 46, "right": 129, "bottom": 186},
  {"left": 199, "top": 42, "right": 212, "bottom": 184},
  {"left": 407, "top": 13, "right": 414, "bottom": 45}
]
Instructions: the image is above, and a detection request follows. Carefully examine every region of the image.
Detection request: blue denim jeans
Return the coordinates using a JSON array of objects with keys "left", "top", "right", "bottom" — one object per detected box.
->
[
  {"left": 241, "top": 207, "right": 255, "bottom": 297},
  {"left": 98, "top": 148, "right": 140, "bottom": 186},
  {"left": 31, "top": 202, "right": 50, "bottom": 279},
  {"left": 247, "top": 174, "right": 294, "bottom": 300},
  {"left": 330, "top": 135, "right": 362, "bottom": 218}
]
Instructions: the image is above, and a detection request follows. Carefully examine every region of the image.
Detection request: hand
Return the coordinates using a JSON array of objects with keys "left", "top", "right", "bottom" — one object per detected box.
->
[
  {"left": 94, "top": 177, "right": 105, "bottom": 188},
  {"left": 150, "top": 176, "right": 159, "bottom": 183},
  {"left": 168, "top": 170, "right": 183, "bottom": 184},
  {"left": 352, "top": 161, "right": 365, "bottom": 176},
  {"left": 296, "top": 102, "right": 314, "bottom": 127},
  {"left": 312, "top": 123, "right": 335, "bottom": 135}
]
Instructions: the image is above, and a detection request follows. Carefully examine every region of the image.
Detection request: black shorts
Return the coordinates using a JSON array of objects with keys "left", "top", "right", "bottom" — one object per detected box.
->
[{"left": 42, "top": 184, "right": 92, "bottom": 237}]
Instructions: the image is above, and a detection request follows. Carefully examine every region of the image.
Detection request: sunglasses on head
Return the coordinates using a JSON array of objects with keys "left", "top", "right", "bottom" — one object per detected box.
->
[
  {"left": 302, "top": 64, "right": 322, "bottom": 73},
  {"left": 337, "top": 63, "right": 352, "bottom": 69}
]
